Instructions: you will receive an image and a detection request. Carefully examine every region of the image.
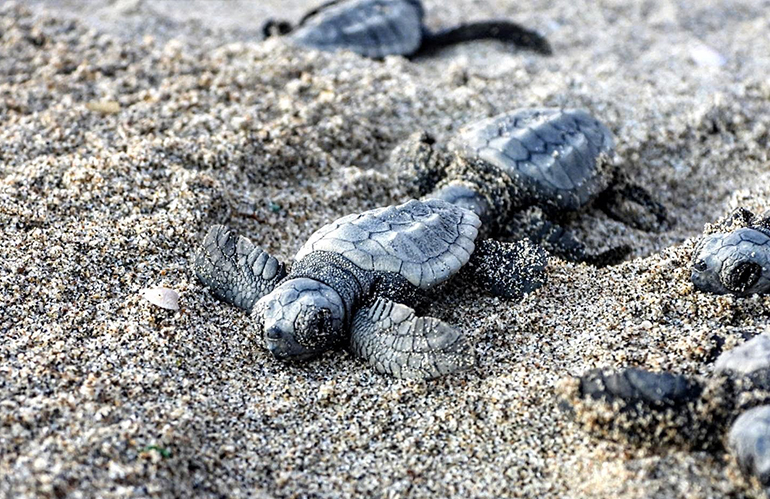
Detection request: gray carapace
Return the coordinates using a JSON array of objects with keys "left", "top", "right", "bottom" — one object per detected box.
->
[
  {"left": 262, "top": 0, "right": 552, "bottom": 59},
  {"left": 394, "top": 108, "right": 670, "bottom": 266},
  {"left": 692, "top": 207, "right": 770, "bottom": 296},
  {"left": 195, "top": 199, "right": 547, "bottom": 380},
  {"left": 564, "top": 334, "right": 770, "bottom": 494}
]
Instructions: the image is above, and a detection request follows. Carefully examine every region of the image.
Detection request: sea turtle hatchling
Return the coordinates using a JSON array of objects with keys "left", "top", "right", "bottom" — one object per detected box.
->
[
  {"left": 262, "top": 0, "right": 552, "bottom": 59},
  {"left": 562, "top": 333, "right": 770, "bottom": 494},
  {"left": 692, "top": 207, "right": 770, "bottom": 296},
  {"left": 195, "top": 199, "right": 547, "bottom": 380},
  {"left": 394, "top": 108, "right": 669, "bottom": 266}
]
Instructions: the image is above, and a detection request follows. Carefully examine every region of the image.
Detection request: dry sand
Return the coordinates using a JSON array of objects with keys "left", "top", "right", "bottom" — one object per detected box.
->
[{"left": 2, "top": 0, "right": 770, "bottom": 497}]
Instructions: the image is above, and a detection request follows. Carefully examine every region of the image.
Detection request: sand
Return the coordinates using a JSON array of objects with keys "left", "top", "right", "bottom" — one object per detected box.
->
[{"left": 2, "top": 0, "right": 770, "bottom": 497}]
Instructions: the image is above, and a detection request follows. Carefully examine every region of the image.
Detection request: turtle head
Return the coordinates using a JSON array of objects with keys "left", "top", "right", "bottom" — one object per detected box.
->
[
  {"left": 391, "top": 131, "right": 449, "bottom": 197},
  {"left": 253, "top": 278, "right": 346, "bottom": 361},
  {"left": 691, "top": 228, "right": 770, "bottom": 296}
]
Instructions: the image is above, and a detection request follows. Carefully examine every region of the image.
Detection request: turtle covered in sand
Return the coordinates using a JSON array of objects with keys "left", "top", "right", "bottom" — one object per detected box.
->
[
  {"left": 394, "top": 108, "right": 670, "bottom": 266},
  {"left": 562, "top": 334, "right": 770, "bottom": 494},
  {"left": 692, "top": 207, "right": 770, "bottom": 296},
  {"left": 262, "top": 0, "right": 552, "bottom": 59},
  {"left": 195, "top": 199, "right": 547, "bottom": 380}
]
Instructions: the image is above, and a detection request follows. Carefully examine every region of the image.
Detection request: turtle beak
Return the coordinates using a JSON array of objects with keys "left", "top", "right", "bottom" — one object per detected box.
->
[
  {"left": 264, "top": 326, "right": 289, "bottom": 358},
  {"left": 265, "top": 325, "right": 282, "bottom": 341},
  {"left": 264, "top": 327, "right": 296, "bottom": 359},
  {"left": 265, "top": 337, "right": 291, "bottom": 359},
  {"left": 263, "top": 325, "right": 320, "bottom": 361}
]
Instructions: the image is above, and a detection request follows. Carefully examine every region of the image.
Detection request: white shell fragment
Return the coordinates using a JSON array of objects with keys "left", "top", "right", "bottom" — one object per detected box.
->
[
  {"left": 142, "top": 287, "right": 180, "bottom": 310},
  {"left": 86, "top": 100, "right": 121, "bottom": 114},
  {"left": 715, "top": 334, "right": 770, "bottom": 375},
  {"left": 689, "top": 43, "right": 726, "bottom": 68}
]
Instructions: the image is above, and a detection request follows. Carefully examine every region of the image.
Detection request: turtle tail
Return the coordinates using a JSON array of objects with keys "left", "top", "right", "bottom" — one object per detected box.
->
[{"left": 419, "top": 21, "right": 552, "bottom": 56}]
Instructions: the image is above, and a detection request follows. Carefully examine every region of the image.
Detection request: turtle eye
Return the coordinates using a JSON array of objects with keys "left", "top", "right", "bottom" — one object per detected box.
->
[
  {"left": 693, "top": 259, "right": 708, "bottom": 272},
  {"left": 723, "top": 261, "right": 762, "bottom": 294}
]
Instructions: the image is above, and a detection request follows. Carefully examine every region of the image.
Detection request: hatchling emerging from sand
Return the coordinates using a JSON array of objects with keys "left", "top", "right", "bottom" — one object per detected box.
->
[
  {"left": 262, "top": 0, "right": 552, "bottom": 59},
  {"left": 691, "top": 207, "right": 770, "bottom": 296},
  {"left": 563, "top": 334, "right": 770, "bottom": 494},
  {"left": 394, "top": 108, "right": 669, "bottom": 266},
  {"left": 195, "top": 199, "right": 547, "bottom": 380}
]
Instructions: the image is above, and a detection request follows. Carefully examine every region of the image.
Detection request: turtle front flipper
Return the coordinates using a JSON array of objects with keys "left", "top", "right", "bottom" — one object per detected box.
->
[
  {"left": 261, "top": 19, "right": 294, "bottom": 38},
  {"left": 596, "top": 181, "right": 670, "bottom": 232},
  {"left": 462, "top": 239, "right": 547, "bottom": 299},
  {"left": 508, "top": 207, "right": 631, "bottom": 267},
  {"left": 295, "top": 0, "right": 346, "bottom": 27},
  {"left": 350, "top": 297, "right": 475, "bottom": 380},
  {"left": 419, "top": 20, "right": 552, "bottom": 56},
  {"left": 261, "top": 0, "right": 346, "bottom": 39},
  {"left": 195, "top": 225, "right": 288, "bottom": 311}
]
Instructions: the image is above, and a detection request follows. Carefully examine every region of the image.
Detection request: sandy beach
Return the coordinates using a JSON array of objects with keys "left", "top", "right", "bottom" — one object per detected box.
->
[{"left": 3, "top": 0, "right": 770, "bottom": 497}]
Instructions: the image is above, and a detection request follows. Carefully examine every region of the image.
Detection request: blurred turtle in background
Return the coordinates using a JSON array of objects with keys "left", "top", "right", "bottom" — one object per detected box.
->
[
  {"left": 563, "top": 334, "right": 770, "bottom": 495},
  {"left": 395, "top": 108, "right": 669, "bottom": 266},
  {"left": 262, "top": 0, "right": 552, "bottom": 59}
]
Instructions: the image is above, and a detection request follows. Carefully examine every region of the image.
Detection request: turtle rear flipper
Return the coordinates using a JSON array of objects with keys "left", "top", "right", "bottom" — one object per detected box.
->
[
  {"left": 597, "top": 182, "right": 670, "bottom": 232},
  {"left": 462, "top": 239, "right": 547, "bottom": 299},
  {"left": 350, "top": 298, "right": 475, "bottom": 380},
  {"left": 195, "top": 225, "right": 288, "bottom": 311}
]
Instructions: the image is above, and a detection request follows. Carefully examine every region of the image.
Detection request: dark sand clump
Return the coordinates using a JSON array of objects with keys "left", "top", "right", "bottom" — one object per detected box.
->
[{"left": 3, "top": 1, "right": 770, "bottom": 497}]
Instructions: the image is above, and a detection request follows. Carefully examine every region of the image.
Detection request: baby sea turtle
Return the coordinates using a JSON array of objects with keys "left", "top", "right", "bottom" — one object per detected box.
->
[
  {"left": 692, "top": 207, "right": 770, "bottom": 296},
  {"left": 394, "top": 108, "right": 669, "bottom": 266},
  {"left": 195, "top": 199, "right": 547, "bottom": 380},
  {"left": 262, "top": 0, "right": 552, "bottom": 59},
  {"left": 563, "top": 333, "right": 770, "bottom": 493}
]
